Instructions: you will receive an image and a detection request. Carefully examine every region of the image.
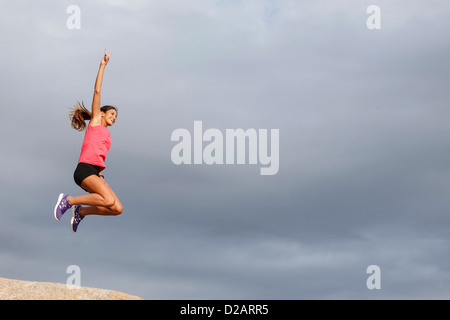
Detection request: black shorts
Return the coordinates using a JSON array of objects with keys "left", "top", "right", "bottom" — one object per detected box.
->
[{"left": 73, "top": 162, "right": 103, "bottom": 192}]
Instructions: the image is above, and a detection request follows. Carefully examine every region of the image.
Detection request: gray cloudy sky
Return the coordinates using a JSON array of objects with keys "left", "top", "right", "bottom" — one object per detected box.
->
[{"left": 1, "top": 0, "right": 450, "bottom": 299}]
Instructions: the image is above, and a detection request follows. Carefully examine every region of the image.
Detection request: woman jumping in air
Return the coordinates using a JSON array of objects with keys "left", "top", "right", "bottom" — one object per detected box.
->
[{"left": 54, "top": 49, "right": 123, "bottom": 232}]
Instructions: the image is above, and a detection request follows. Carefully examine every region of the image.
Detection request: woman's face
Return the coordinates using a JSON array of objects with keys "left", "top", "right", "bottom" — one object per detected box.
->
[{"left": 102, "top": 109, "right": 117, "bottom": 126}]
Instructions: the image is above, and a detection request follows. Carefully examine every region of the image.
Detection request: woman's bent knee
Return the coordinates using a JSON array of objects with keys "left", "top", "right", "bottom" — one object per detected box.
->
[
  {"left": 111, "top": 204, "right": 123, "bottom": 215},
  {"left": 103, "top": 196, "right": 115, "bottom": 207}
]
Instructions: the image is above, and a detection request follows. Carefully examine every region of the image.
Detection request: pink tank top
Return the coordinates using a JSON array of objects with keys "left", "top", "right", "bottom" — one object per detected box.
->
[{"left": 78, "top": 124, "right": 111, "bottom": 172}]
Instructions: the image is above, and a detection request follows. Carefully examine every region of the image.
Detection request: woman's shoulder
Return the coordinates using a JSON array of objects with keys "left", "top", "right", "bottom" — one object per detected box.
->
[
  {"left": 88, "top": 114, "right": 102, "bottom": 127},
  {"left": 87, "top": 123, "right": 109, "bottom": 132}
]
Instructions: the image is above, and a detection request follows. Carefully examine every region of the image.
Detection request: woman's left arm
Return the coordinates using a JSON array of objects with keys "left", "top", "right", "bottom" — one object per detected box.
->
[{"left": 90, "top": 49, "right": 112, "bottom": 125}]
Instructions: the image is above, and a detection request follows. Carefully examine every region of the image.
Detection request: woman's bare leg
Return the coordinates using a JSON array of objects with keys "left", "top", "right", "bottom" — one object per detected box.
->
[{"left": 67, "top": 175, "right": 123, "bottom": 216}]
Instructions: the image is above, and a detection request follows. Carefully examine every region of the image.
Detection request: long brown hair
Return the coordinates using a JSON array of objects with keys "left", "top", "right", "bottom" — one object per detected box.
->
[{"left": 68, "top": 101, "right": 118, "bottom": 131}]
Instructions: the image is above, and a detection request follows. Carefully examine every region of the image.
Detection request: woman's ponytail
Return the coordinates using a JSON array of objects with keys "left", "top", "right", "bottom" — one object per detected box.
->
[{"left": 68, "top": 101, "right": 91, "bottom": 131}]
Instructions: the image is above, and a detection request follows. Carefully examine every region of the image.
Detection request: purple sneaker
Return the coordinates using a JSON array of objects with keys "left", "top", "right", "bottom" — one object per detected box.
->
[
  {"left": 54, "top": 193, "right": 72, "bottom": 221},
  {"left": 71, "top": 205, "right": 84, "bottom": 232}
]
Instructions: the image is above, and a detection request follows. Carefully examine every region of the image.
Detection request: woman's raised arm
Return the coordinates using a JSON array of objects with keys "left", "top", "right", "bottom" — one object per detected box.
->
[{"left": 90, "top": 49, "right": 111, "bottom": 125}]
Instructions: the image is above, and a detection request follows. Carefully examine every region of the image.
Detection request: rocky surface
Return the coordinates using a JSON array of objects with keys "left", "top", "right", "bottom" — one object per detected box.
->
[{"left": 0, "top": 277, "right": 143, "bottom": 300}]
